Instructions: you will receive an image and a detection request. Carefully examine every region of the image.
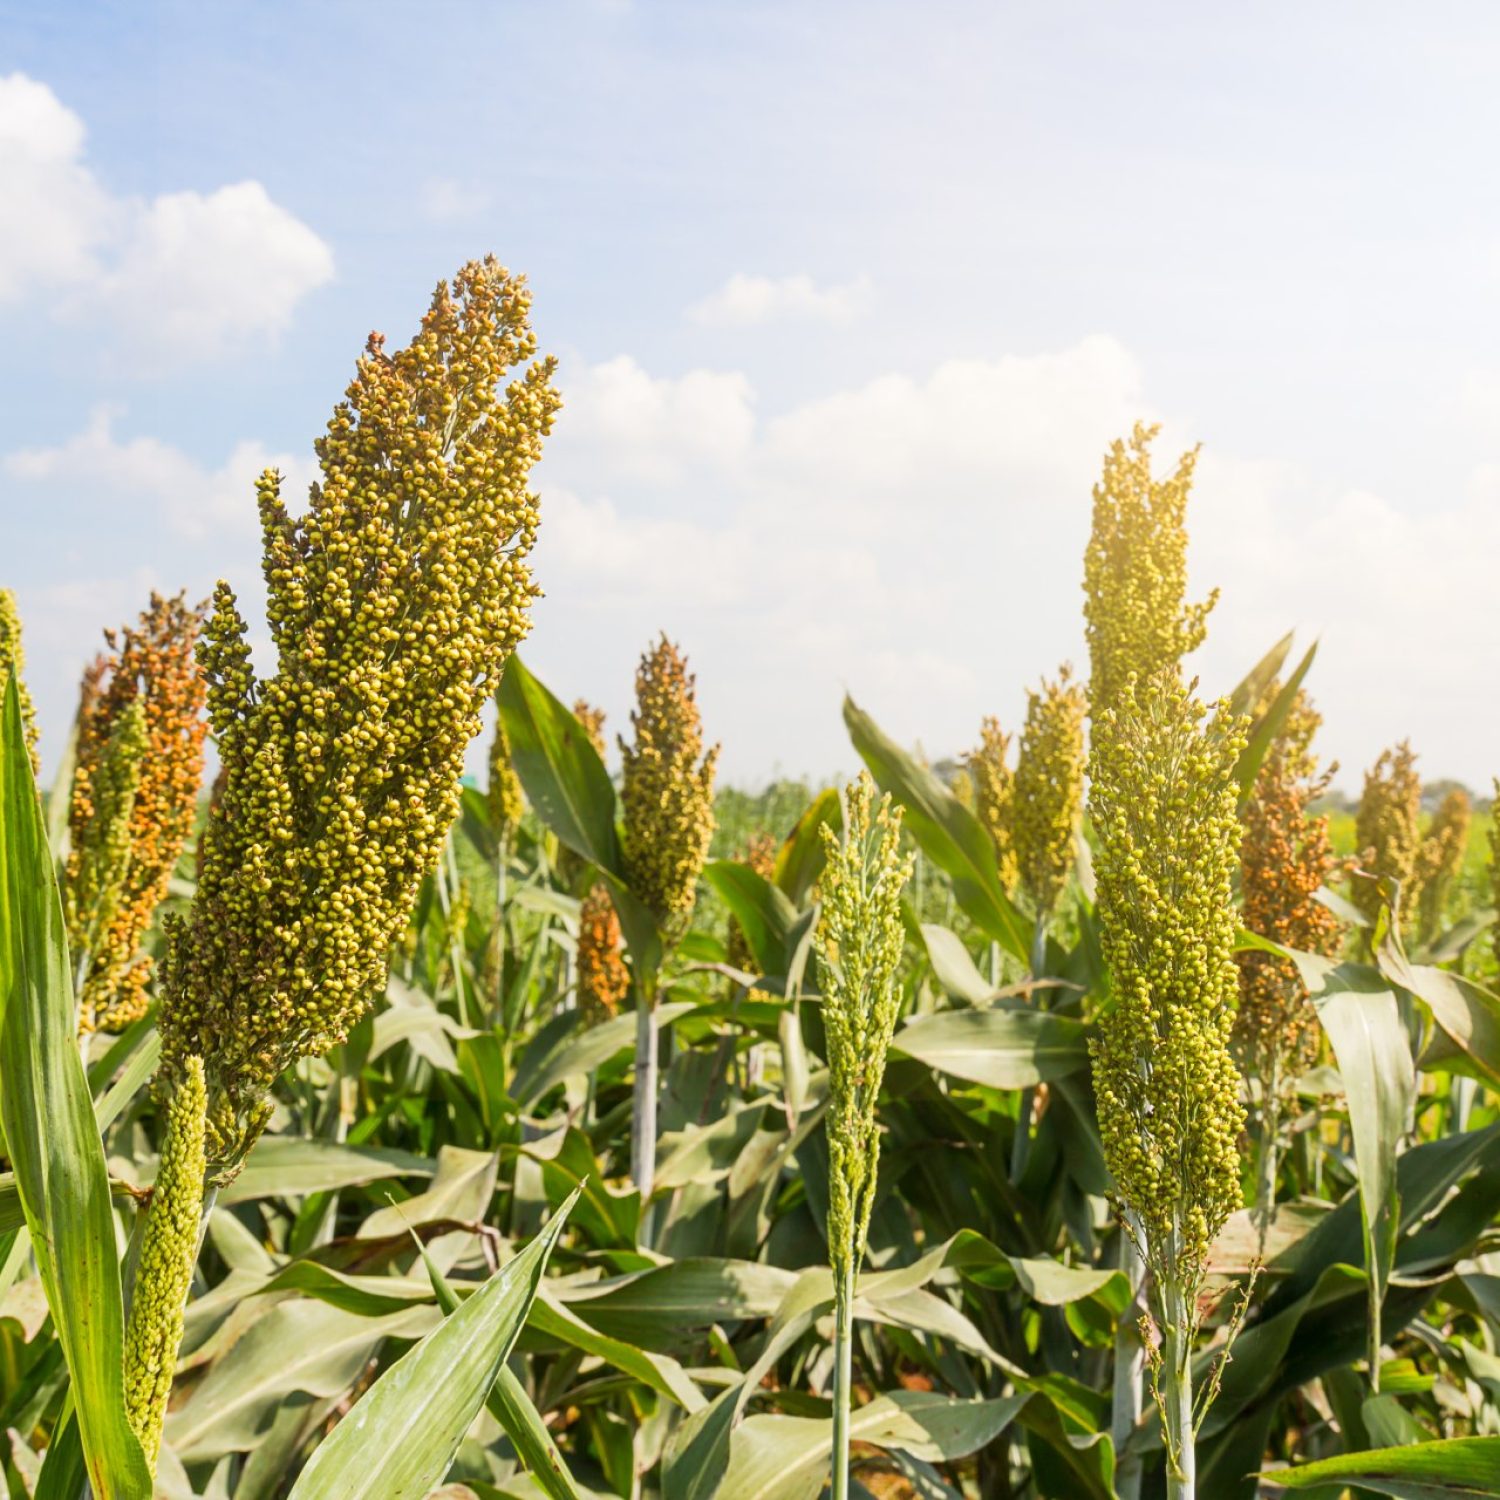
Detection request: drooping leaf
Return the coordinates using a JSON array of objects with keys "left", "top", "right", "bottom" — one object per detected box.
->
[
  {"left": 843, "top": 696, "right": 1029, "bottom": 960},
  {"left": 0, "top": 676, "right": 152, "bottom": 1498},
  {"left": 284, "top": 1193, "right": 576, "bottom": 1500},
  {"left": 497, "top": 659, "right": 620, "bottom": 877},
  {"left": 1290, "top": 951, "right": 1414, "bottom": 1376},
  {"left": 1261, "top": 1436, "right": 1500, "bottom": 1496},
  {"left": 704, "top": 861, "right": 800, "bottom": 977},
  {"left": 423, "top": 1244, "right": 581, "bottom": 1500},
  {"left": 893, "top": 1007, "right": 1087, "bottom": 1090},
  {"left": 718, "top": 1392, "right": 1030, "bottom": 1500}
]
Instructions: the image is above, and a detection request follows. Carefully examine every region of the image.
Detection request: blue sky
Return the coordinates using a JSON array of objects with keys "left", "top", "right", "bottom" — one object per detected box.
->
[{"left": 3, "top": 1, "right": 1498, "bottom": 790}]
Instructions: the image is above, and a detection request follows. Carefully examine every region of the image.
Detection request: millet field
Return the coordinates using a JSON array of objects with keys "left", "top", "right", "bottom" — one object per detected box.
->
[{"left": 1, "top": 257, "right": 1498, "bottom": 1500}]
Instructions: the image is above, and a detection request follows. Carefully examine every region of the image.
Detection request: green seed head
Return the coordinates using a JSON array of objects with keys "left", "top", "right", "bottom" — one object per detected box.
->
[
  {"left": 1012, "top": 665, "right": 1087, "bottom": 919},
  {"left": 966, "top": 717, "right": 1018, "bottom": 897},
  {"left": 1088, "top": 672, "right": 1247, "bottom": 1289},
  {"left": 123, "top": 1056, "right": 207, "bottom": 1476},
  {"left": 0, "top": 589, "right": 39, "bottom": 773},
  {"left": 1083, "top": 423, "right": 1217, "bottom": 724},
  {"left": 160, "top": 258, "right": 559, "bottom": 1166},
  {"left": 619, "top": 635, "right": 718, "bottom": 936},
  {"left": 817, "top": 771, "right": 914, "bottom": 1285}
]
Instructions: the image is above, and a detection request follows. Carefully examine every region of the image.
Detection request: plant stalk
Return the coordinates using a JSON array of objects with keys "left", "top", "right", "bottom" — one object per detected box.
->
[
  {"left": 1010, "top": 915, "right": 1049, "bottom": 1181},
  {"left": 1112, "top": 1223, "right": 1146, "bottom": 1500},
  {"left": 831, "top": 1256, "right": 855, "bottom": 1500},
  {"left": 631, "top": 985, "right": 658, "bottom": 1205},
  {"left": 1162, "top": 1281, "right": 1196, "bottom": 1500}
]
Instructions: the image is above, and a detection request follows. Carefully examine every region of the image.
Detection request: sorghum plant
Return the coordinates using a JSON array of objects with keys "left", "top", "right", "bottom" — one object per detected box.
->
[
  {"left": 966, "top": 716, "right": 1018, "bottom": 896},
  {"left": 815, "top": 771, "right": 913, "bottom": 1500},
  {"left": 619, "top": 635, "right": 718, "bottom": 936},
  {"left": 1089, "top": 672, "right": 1247, "bottom": 1499},
  {"left": 66, "top": 592, "right": 207, "bottom": 1032},
  {"left": 618, "top": 635, "right": 717, "bottom": 1195},
  {"left": 160, "top": 256, "right": 558, "bottom": 1169},
  {"left": 1233, "top": 691, "right": 1342, "bottom": 1218},
  {"left": 0, "top": 588, "right": 39, "bottom": 771},
  {"left": 1083, "top": 423, "right": 1217, "bottom": 722},
  {"left": 488, "top": 712, "right": 525, "bottom": 846},
  {"left": 573, "top": 697, "right": 607, "bottom": 756},
  {"left": 63, "top": 698, "right": 147, "bottom": 1007},
  {"left": 577, "top": 883, "right": 629, "bottom": 1022},
  {"left": 122, "top": 1055, "right": 206, "bottom": 1473},
  {"left": 1415, "top": 787, "right": 1471, "bottom": 944},
  {"left": 1012, "top": 664, "right": 1086, "bottom": 922},
  {"left": 1352, "top": 741, "right": 1423, "bottom": 932},
  {"left": 726, "top": 829, "right": 777, "bottom": 974}
]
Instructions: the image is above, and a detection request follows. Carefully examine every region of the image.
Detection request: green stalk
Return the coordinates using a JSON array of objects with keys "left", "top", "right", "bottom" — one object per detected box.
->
[
  {"left": 830, "top": 1257, "right": 855, "bottom": 1500},
  {"left": 631, "top": 978, "right": 659, "bottom": 1235},
  {"left": 1111, "top": 1224, "right": 1146, "bottom": 1500},
  {"left": 1162, "top": 1279, "right": 1196, "bottom": 1500},
  {"left": 1009, "top": 914, "right": 1049, "bottom": 1181}
]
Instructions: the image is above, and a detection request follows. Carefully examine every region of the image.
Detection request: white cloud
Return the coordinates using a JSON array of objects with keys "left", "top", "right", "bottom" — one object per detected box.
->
[
  {"left": 0, "top": 73, "right": 333, "bottom": 366},
  {"left": 689, "top": 272, "right": 874, "bottom": 327},
  {"left": 6, "top": 406, "right": 318, "bottom": 540},
  {"left": 550, "top": 354, "right": 756, "bottom": 486},
  {"left": 530, "top": 343, "right": 1500, "bottom": 790}
]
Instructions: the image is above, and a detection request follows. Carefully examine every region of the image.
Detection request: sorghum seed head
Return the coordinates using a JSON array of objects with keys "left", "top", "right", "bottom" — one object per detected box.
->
[
  {"left": 160, "top": 258, "right": 558, "bottom": 1166},
  {"left": 618, "top": 635, "right": 718, "bottom": 937},
  {"left": 1083, "top": 423, "right": 1217, "bottom": 724}
]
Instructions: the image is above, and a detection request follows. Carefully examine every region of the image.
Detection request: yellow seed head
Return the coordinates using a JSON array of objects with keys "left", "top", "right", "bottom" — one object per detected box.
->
[
  {"left": 619, "top": 636, "right": 718, "bottom": 935},
  {"left": 160, "top": 258, "right": 559, "bottom": 1165},
  {"left": 1088, "top": 672, "right": 1247, "bottom": 1290},
  {"left": 966, "top": 717, "right": 1018, "bottom": 896},
  {"left": 1083, "top": 423, "right": 1217, "bottom": 724},
  {"left": 487, "top": 713, "right": 524, "bottom": 841},
  {"left": 573, "top": 698, "right": 607, "bottom": 758},
  {"left": 1414, "top": 787, "right": 1471, "bottom": 943},
  {"left": 1012, "top": 665, "right": 1087, "bottom": 918},
  {"left": 0, "top": 589, "right": 39, "bottom": 773},
  {"left": 1352, "top": 741, "right": 1423, "bottom": 929}
]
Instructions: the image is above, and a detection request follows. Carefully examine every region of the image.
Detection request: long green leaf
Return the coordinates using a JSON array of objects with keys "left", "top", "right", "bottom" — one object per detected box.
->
[
  {"left": 843, "top": 696, "right": 1028, "bottom": 960},
  {"left": 285, "top": 1191, "right": 577, "bottom": 1500},
  {"left": 1290, "top": 951, "right": 1414, "bottom": 1384},
  {"left": 893, "top": 1007, "right": 1087, "bottom": 1089},
  {"left": 499, "top": 657, "right": 662, "bottom": 975},
  {"left": 704, "top": 861, "right": 800, "bottom": 976},
  {"left": 1262, "top": 1436, "right": 1500, "bottom": 1496},
  {"left": 498, "top": 658, "right": 620, "bottom": 875},
  {"left": 1236, "top": 638, "right": 1317, "bottom": 800},
  {"left": 423, "top": 1245, "right": 581, "bottom": 1500},
  {"left": 0, "top": 677, "right": 152, "bottom": 1498}
]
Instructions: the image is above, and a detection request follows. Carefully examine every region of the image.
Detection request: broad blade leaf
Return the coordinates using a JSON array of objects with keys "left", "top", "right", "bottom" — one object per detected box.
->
[
  {"left": 1262, "top": 1436, "right": 1500, "bottom": 1496},
  {"left": 893, "top": 1007, "right": 1087, "bottom": 1090},
  {"left": 285, "top": 1192, "right": 576, "bottom": 1500},
  {"left": 498, "top": 658, "right": 620, "bottom": 877},
  {"left": 844, "top": 696, "right": 1028, "bottom": 960},
  {"left": 0, "top": 676, "right": 152, "bottom": 1498},
  {"left": 704, "top": 861, "right": 800, "bottom": 977}
]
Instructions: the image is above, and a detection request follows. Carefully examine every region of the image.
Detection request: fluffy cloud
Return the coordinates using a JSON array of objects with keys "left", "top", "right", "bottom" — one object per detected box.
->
[
  {"left": 689, "top": 272, "right": 874, "bottom": 327},
  {"left": 5, "top": 406, "right": 318, "bottom": 540},
  {"left": 0, "top": 73, "right": 332, "bottom": 366},
  {"left": 9, "top": 338, "right": 1495, "bottom": 792},
  {"left": 531, "top": 343, "right": 1499, "bottom": 790},
  {"left": 549, "top": 355, "right": 756, "bottom": 487}
]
